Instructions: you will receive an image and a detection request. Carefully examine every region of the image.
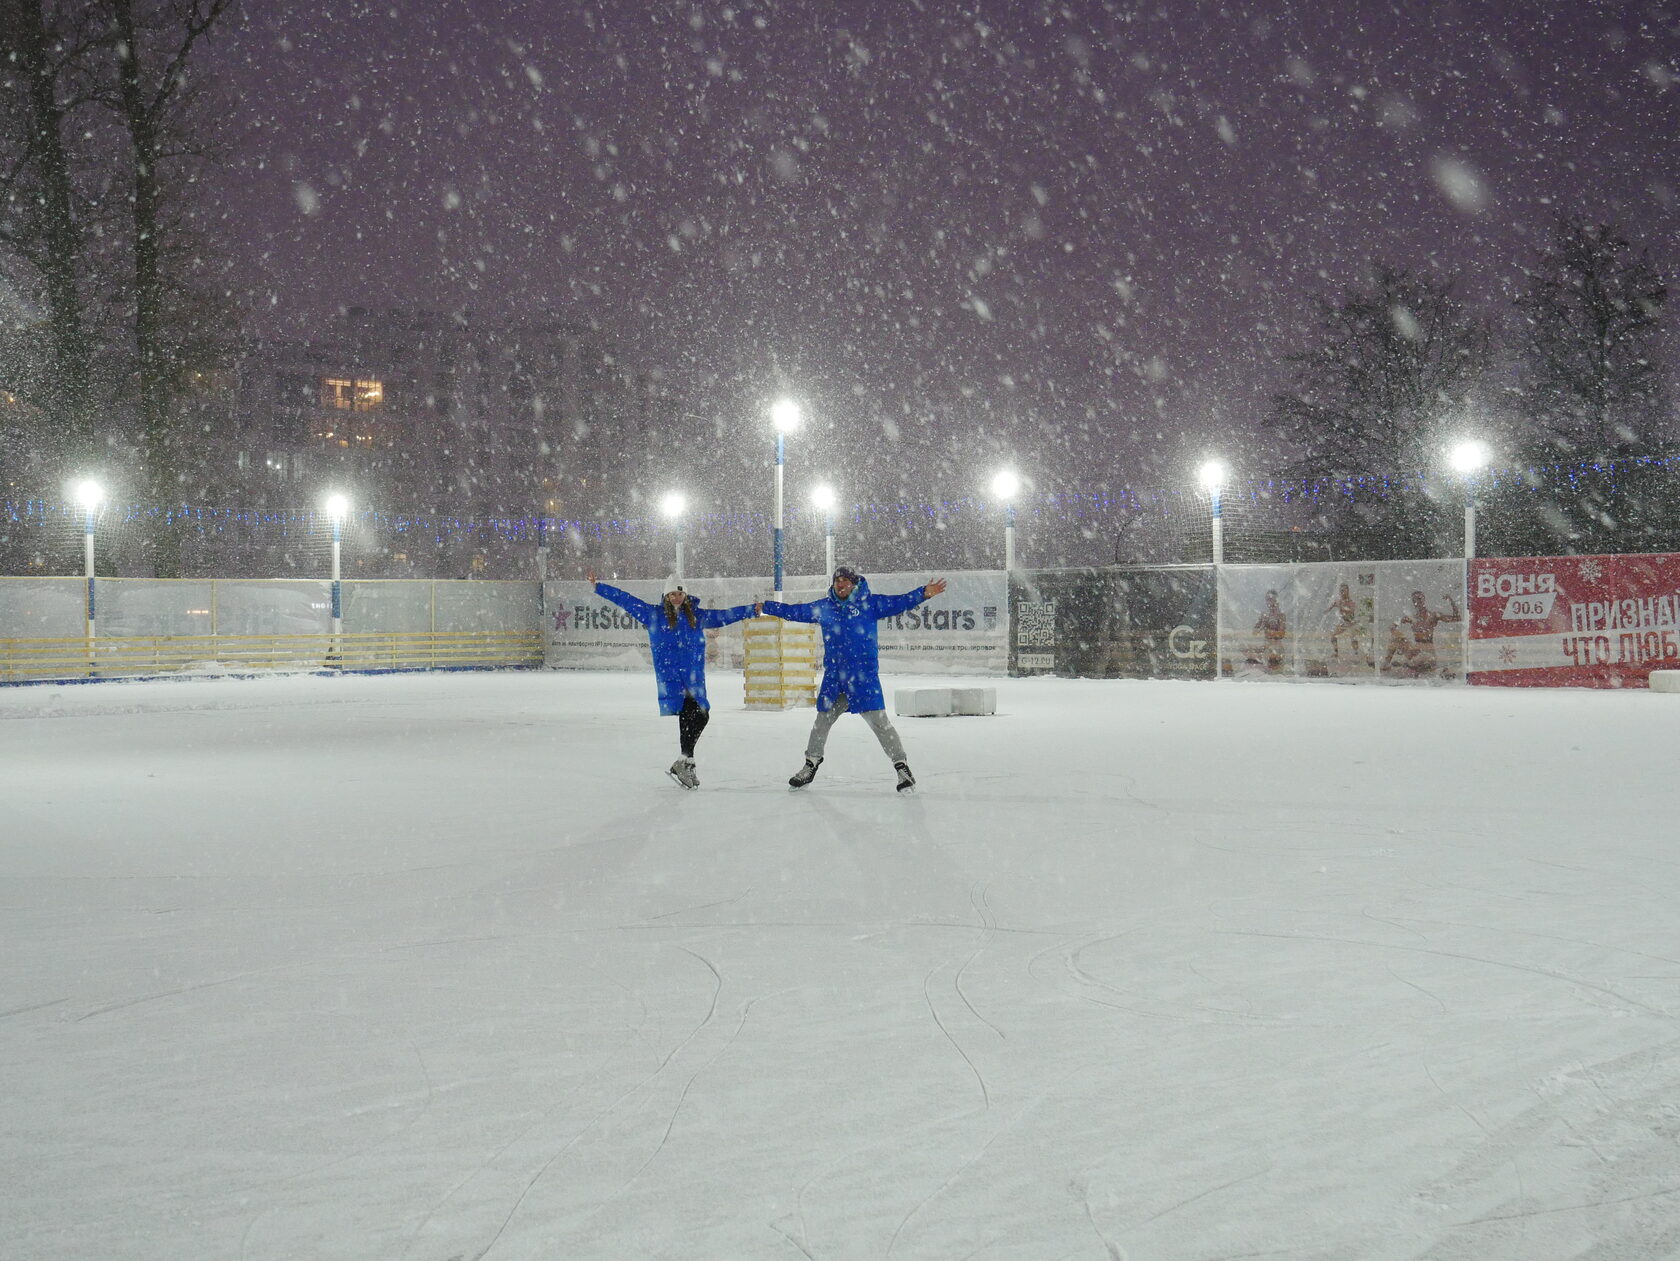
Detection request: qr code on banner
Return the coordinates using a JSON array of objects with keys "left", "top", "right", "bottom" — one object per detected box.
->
[{"left": 1016, "top": 600, "right": 1056, "bottom": 647}]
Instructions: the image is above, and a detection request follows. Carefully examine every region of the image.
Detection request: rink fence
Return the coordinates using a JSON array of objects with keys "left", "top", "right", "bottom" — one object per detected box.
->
[
  {"left": 0, "top": 577, "right": 541, "bottom": 682},
  {"left": 6, "top": 555, "right": 1677, "bottom": 689}
]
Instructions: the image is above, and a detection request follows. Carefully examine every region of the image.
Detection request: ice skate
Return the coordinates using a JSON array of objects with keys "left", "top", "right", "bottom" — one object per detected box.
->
[
  {"left": 894, "top": 761, "right": 916, "bottom": 792},
  {"left": 788, "top": 757, "right": 821, "bottom": 789},
  {"left": 668, "top": 757, "right": 699, "bottom": 789}
]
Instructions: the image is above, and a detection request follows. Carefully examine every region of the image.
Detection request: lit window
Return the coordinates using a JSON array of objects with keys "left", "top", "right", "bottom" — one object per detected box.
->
[{"left": 321, "top": 378, "right": 383, "bottom": 410}]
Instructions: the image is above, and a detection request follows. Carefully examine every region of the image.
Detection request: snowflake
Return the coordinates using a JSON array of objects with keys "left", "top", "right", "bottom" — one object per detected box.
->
[
  {"left": 1579, "top": 559, "right": 1603, "bottom": 582},
  {"left": 1499, "top": 645, "right": 1518, "bottom": 664}
]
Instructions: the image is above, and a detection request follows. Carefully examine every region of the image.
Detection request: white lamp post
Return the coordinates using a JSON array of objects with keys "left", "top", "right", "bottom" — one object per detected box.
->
[
  {"left": 1448, "top": 439, "right": 1491, "bottom": 560},
  {"left": 810, "top": 484, "right": 837, "bottom": 577},
  {"left": 1198, "top": 459, "right": 1229, "bottom": 566},
  {"left": 660, "top": 490, "right": 688, "bottom": 581},
  {"left": 770, "top": 398, "right": 801, "bottom": 598},
  {"left": 73, "top": 479, "right": 103, "bottom": 652},
  {"left": 323, "top": 493, "right": 349, "bottom": 651},
  {"left": 991, "top": 470, "right": 1021, "bottom": 571}
]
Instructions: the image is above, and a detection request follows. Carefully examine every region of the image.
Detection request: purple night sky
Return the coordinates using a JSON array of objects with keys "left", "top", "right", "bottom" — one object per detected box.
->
[{"left": 203, "top": 1, "right": 1680, "bottom": 502}]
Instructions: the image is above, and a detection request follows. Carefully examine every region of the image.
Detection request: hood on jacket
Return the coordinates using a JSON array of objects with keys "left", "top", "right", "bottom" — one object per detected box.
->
[{"left": 829, "top": 575, "right": 871, "bottom": 602}]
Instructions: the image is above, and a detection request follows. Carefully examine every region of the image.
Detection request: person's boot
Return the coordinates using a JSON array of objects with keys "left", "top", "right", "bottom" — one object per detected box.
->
[
  {"left": 894, "top": 761, "right": 916, "bottom": 792},
  {"left": 788, "top": 756, "right": 821, "bottom": 789},
  {"left": 668, "top": 757, "right": 699, "bottom": 789}
]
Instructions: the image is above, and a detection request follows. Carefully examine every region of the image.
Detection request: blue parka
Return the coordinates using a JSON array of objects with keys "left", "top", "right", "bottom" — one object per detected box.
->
[
  {"left": 595, "top": 584, "right": 757, "bottom": 715},
  {"left": 763, "top": 576, "right": 929, "bottom": 712}
]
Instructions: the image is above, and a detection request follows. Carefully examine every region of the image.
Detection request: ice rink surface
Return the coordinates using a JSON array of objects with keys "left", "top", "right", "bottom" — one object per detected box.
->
[{"left": 4, "top": 668, "right": 1680, "bottom": 1260}]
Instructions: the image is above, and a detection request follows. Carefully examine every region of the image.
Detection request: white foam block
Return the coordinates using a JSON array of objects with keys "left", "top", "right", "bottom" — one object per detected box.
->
[
  {"left": 1650, "top": 670, "right": 1680, "bottom": 693},
  {"left": 894, "top": 688, "right": 953, "bottom": 717},
  {"left": 950, "top": 687, "right": 997, "bottom": 715}
]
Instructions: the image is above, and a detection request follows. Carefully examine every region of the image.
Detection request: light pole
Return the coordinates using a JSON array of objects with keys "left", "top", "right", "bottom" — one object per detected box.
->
[
  {"left": 991, "top": 470, "right": 1020, "bottom": 571},
  {"left": 1197, "top": 460, "right": 1228, "bottom": 566},
  {"left": 73, "top": 479, "right": 103, "bottom": 653},
  {"left": 1448, "top": 439, "right": 1491, "bottom": 560},
  {"left": 660, "top": 491, "right": 687, "bottom": 581},
  {"left": 771, "top": 398, "right": 801, "bottom": 598},
  {"left": 811, "top": 484, "right": 837, "bottom": 577},
  {"left": 324, "top": 493, "right": 349, "bottom": 654}
]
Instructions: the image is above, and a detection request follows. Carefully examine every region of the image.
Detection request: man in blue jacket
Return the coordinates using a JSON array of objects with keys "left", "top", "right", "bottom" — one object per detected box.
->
[
  {"left": 763, "top": 566, "right": 948, "bottom": 792},
  {"left": 588, "top": 571, "right": 760, "bottom": 788}
]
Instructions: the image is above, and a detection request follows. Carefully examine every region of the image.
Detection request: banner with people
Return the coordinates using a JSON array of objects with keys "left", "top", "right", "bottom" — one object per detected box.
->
[
  {"left": 1468, "top": 554, "right": 1680, "bottom": 688},
  {"left": 1218, "top": 560, "right": 1465, "bottom": 683},
  {"left": 1008, "top": 567, "right": 1216, "bottom": 679}
]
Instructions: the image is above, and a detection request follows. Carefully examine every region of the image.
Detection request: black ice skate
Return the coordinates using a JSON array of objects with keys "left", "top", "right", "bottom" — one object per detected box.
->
[
  {"left": 668, "top": 757, "right": 699, "bottom": 790},
  {"left": 894, "top": 762, "right": 916, "bottom": 792},
  {"left": 788, "top": 757, "right": 822, "bottom": 789}
]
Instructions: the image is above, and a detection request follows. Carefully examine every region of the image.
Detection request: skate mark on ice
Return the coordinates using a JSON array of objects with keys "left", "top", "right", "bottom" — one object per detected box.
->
[
  {"left": 767, "top": 1220, "right": 818, "bottom": 1259},
  {"left": 1072, "top": 1176, "right": 1128, "bottom": 1261},
  {"left": 1386, "top": 964, "right": 1451, "bottom": 1014},
  {"left": 0, "top": 996, "right": 67, "bottom": 1020},
  {"left": 924, "top": 961, "right": 990, "bottom": 1109},
  {"left": 1221, "top": 928, "right": 1677, "bottom": 1021},
  {"left": 952, "top": 882, "right": 1005, "bottom": 1042},
  {"left": 403, "top": 945, "right": 720, "bottom": 1260},
  {"left": 241, "top": 1036, "right": 437, "bottom": 1261},
  {"left": 564, "top": 991, "right": 760, "bottom": 1243},
  {"left": 647, "top": 888, "right": 754, "bottom": 921},
  {"left": 885, "top": 1105, "right": 1029, "bottom": 1258}
]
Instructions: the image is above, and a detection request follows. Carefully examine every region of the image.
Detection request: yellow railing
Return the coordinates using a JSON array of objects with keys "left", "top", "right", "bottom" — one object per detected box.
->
[{"left": 0, "top": 631, "right": 543, "bottom": 683}]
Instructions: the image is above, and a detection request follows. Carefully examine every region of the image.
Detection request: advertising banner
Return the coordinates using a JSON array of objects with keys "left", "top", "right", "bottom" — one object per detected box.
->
[
  {"left": 1219, "top": 560, "right": 1464, "bottom": 682},
  {"left": 543, "top": 571, "right": 1008, "bottom": 677},
  {"left": 1010, "top": 568, "right": 1215, "bottom": 679},
  {"left": 1468, "top": 553, "right": 1680, "bottom": 688},
  {"left": 1373, "top": 561, "right": 1465, "bottom": 683}
]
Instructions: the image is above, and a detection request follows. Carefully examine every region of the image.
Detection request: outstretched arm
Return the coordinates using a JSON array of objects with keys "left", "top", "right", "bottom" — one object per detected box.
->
[
  {"left": 870, "top": 578, "right": 944, "bottom": 620},
  {"left": 698, "top": 603, "right": 759, "bottom": 629},
  {"left": 593, "top": 582, "right": 656, "bottom": 625},
  {"left": 761, "top": 599, "right": 819, "bottom": 623}
]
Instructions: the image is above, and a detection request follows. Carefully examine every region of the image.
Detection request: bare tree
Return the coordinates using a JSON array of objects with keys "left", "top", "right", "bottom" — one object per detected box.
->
[
  {"left": 1266, "top": 264, "right": 1492, "bottom": 560},
  {"left": 97, "top": 0, "right": 236, "bottom": 574},
  {"left": 0, "top": 0, "right": 106, "bottom": 468},
  {"left": 1515, "top": 215, "right": 1669, "bottom": 455}
]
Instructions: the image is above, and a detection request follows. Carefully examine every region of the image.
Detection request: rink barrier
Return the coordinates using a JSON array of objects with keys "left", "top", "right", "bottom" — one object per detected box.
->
[
  {"left": 0, "top": 630, "right": 542, "bottom": 682},
  {"left": 742, "top": 616, "right": 819, "bottom": 709}
]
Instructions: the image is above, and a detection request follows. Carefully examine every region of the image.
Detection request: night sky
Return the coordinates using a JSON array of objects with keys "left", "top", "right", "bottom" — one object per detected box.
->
[{"left": 205, "top": 1, "right": 1680, "bottom": 507}]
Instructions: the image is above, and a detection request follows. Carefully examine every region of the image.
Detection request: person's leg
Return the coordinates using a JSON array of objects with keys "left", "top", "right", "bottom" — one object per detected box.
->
[
  {"left": 856, "top": 708, "right": 908, "bottom": 764},
  {"left": 678, "top": 695, "right": 709, "bottom": 757},
  {"left": 803, "top": 693, "right": 849, "bottom": 762}
]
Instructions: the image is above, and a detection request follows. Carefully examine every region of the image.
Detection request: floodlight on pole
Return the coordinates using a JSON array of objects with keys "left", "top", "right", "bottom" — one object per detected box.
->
[
  {"left": 991, "top": 470, "right": 1021, "bottom": 572},
  {"left": 770, "top": 399, "right": 802, "bottom": 597},
  {"left": 1198, "top": 459, "right": 1228, "bottom": 566},
  {"left": 660, "top": 491, "right": 688, "bottom": 581},
  {"left": 72, "top": 479, "right": 104, "bottom": 657},
  {"left": 1448, "top": 440, "right": 1490, "bottom": 560},
  {"left": 323, "top": 492, "right": 350, "bottom": 654},
  {"left": 811, "top": 484, "right": 838, "bottom": 577}
]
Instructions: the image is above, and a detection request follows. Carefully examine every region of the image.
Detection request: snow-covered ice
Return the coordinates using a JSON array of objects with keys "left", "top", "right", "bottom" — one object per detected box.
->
[{"left": 4, "top": 669, "right": 1679, "bottom": 1259}]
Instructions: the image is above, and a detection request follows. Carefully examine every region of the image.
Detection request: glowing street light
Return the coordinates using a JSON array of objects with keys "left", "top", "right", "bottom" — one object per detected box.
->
[
  {"left": 991, "top": 469, "right": 1021, "bottom": 571},
  {"left": 72, "top": 479, "right": 104, "bottom": 652},
  {"left": 770, "top": 398, "right": 802, "bottom": 597},
  {"left": 323, "top": 492, "right": 350, "bottom": 650},
  {"left": 1448, "top": 440, "right": 1490, "bottom": 560},
  {"left": 1198, "top": 459, "right": 1228, "bottom": 566},
  {"left": 810, "top": 484, "right": 838, "bottom": 577},
  {"left": 660, "top": 490, "right": 688, "bottom": 581}
]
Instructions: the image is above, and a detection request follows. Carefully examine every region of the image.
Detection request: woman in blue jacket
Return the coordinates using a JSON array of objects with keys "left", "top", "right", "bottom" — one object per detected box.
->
[
  {"left": 763, "top": 566, "right": 947, "bottom": 792},
  {"left": 588, "top": 571, "right": 760, "bottom": 788}
]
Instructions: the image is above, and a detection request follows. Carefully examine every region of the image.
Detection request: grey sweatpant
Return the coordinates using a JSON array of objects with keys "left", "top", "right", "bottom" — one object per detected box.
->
[{"left": 805, "top": 693, "right": 907, "bottom": 764}]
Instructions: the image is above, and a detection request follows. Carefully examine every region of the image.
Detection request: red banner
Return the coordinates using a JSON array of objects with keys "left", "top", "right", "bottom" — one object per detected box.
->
[{"left": 1468, "top": 554, "right": 1680, "bottom": 688}]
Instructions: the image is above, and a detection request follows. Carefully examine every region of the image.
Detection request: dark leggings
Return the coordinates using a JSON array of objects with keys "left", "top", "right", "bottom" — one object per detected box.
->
[{"left": 677, "top": 695, "right": 710, "bottom": 757}]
